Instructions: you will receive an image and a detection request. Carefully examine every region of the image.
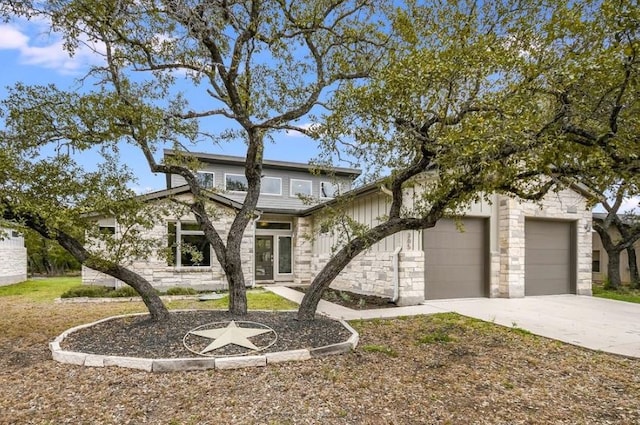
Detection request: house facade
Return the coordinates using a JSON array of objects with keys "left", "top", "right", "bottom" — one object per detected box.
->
[
  {"left": 0, "top": 228, "right": 27, "bottom": 286},
  {"left": 83, "top": 151, "right": 592, "bottom": 303},
  {"left": 591, "top": 213, "right": 640, "bottom": 284}
]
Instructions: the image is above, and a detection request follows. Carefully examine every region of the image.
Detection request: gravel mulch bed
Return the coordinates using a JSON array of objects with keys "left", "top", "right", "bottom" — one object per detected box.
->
[{"left": 61, "top": 311, "right": 351, "bottom": 358}]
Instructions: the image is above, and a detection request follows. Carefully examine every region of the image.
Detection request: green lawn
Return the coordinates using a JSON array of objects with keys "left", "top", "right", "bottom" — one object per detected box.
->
[
  {"left": 592, "top": 285, "right": 640, "bottom": 304},
  {"left": 0, "top": 276, "right": 298, "bottom": 310},
  {"left": 0, "top": 276, "right": 82, "bottom": 302}
]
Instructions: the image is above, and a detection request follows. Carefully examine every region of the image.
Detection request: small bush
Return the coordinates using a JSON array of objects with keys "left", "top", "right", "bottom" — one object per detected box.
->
[
  {"left": 109, "top": 286, "right": 140, "bottom": 298},
  {"left": 165, "top": 287, "right": 198, "bottom": 296},
  {"left": 60, "top": 285, "right": 111, "bottom": 299}
]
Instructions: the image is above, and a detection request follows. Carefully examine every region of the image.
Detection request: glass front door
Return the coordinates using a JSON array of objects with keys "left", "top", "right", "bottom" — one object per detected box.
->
[{"left": 255, "top": 236, "right": 273, "bottom": 281}]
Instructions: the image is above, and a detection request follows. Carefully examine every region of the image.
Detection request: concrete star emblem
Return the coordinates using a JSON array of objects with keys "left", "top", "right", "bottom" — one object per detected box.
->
[{"left": 189, "top": 321, "right": 272, "bottom": 354}]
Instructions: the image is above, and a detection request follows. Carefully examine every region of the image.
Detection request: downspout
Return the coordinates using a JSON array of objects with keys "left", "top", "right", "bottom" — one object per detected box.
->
[
  {"left": 392, "top": 246, "right": 403, "bottom": 303},
  {"left": 251, "top": 211, "right": 262, "bottom": 288}
]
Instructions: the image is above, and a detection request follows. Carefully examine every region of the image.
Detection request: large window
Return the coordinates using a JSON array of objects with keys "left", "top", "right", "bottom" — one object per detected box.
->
[
  {"left": 168, "top": 222, "right": 211, "bottom": 267},
  {"left": 592, "top": 250, "right": 601, "bottom": 273},
  {"left": 225, "top": 173, "right": 282, "bottom": 195},
  {"left": 261, "top": 176, "right": 282, "bottom": 195},
  {"left": 320, "top": 181, "right": 341, "bottom": 198},
  {"left": 196, "top": 171, "right": 215, "bottom": 189},
  {"left": 225, "top": 174, "right": 248, "bottom": 192},
  {"left": 290, "top": 179, "right": 312, "bottom": 197}
]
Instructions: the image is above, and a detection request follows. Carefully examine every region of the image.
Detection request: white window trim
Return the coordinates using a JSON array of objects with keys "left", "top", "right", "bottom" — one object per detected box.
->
[
  {"left": 261, "top": 176, "right": 282, "bottom": 196},
  {"left": 196, "top": 171, "right": 215, "bottom": 188},
  {"left": 171, "top": 221, "right": 212, "bottom": 268},
  {"left": 320, "top": 181, "right": 341, "bottom": 199},
  {"left": 290, "top": 178, "right": 313, "bottom": 197},
  {"left": 224, "top": 173, "right": 249, "bottom": 193}
]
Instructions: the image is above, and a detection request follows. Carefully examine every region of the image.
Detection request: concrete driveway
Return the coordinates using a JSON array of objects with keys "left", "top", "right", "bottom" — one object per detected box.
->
[{"left": 423, "top": 295, "right": 640, "bottom": 358}]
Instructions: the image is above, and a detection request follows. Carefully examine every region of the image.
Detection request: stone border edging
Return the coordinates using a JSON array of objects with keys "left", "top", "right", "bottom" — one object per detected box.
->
[{"left": 50, "top": 310, "right": 359, "bottom": 372}]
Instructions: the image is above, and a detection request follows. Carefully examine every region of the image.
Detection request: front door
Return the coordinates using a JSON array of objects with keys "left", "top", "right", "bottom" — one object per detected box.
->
[{"left": 255, "top": 236, "right": 274, "bottom": 281}]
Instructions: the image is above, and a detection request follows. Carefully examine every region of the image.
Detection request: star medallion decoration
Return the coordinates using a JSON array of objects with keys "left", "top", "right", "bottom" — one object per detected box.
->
[{"left": 184, "top": 321, "right": 277, "bottom": 356}]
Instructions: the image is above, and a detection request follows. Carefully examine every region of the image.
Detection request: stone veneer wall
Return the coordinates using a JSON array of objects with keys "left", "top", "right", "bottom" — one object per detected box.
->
[
  {"left": 497, "top": 189, "right": 592, "bottom": 297},
  {"left": 0, "top": 246, "right": 27, "bottom": 286},
  {"left": 312, "top": 249, "right": 425, "bottom": 306},
  {"left": 82, "top": 207, "right": 254, "bottom": 291},
  {"left": 293, "top": 217, "right": 313, "bottom": 284}
]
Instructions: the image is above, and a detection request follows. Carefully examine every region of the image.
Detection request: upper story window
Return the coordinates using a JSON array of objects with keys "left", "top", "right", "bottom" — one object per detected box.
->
[
  {"left": 320, "top": 181, "right": 341, "bottom": 198},
  {"left": 225, "top": 173, "right": 282, "bottom": 195},
  {"left": 225, "top": 174, "right": 249, "bottom": 192},
  {"left": 261, "top": 176, "right": 282, "bottom": 195},
  {"left": 291, "top": 179, "right": 312, "bottom": 197},
  {"left": 196, "top": 171, "right": 215, "bottom": 189}
]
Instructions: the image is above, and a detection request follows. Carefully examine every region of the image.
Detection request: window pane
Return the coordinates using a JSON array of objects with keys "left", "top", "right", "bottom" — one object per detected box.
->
[
  {"left": 261, "top": 177, "right": 281, "bottom": 195},
  {"left": 291, "top": 179, "right": 312, "bottom": 196},
  {"left": 278, "top": 236, "right": 292, "bottom": 274},
  {"left": 181, "top": 222, "right": 201, "bottom": 232},
  {"left": 226, "top": 174, "right": 248, "bottom": 192},
  {"left": 320, "top": 181, "right": 340, "bottom": 198},
  {"left": 197, "top": 172, "right": 214, "bottom": 188},
  {"left": 181, "top": 234, "right": 211, "bottom": 266},
  {"left": 256, "top": 221, "right": 291, "bottom": 230},
  {"left": 99, "top": 226, "right": 115, "bottom": 235},
  {"left": 167, "top": 222, "right": 177, "bottom": 266},
  {"left": 592, "top": 250, "right": 600, "bottom": 273}
]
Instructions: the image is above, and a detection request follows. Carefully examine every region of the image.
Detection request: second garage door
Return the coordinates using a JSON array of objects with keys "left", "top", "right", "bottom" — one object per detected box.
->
[
  {"left": 424, "top": 218, "right": 488, "bottom": 300},
  {"left": 525, "top": 219, "right": 575, "bottom": 295}
]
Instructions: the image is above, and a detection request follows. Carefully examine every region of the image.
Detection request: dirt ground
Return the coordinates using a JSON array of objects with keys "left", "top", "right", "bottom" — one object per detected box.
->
[{"left": 1, "top": 297, "right": 640, "bottom": 424}]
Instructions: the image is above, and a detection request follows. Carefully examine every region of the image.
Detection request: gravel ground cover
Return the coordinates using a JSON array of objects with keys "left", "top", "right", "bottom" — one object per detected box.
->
[
  {"left": 62, "top": 310, "right": 351, "bottom": 358},
  {"left": 289, "top": 286, "right": 396, "bottom": 309},
  {"left": 2, "top": 297, "right": 640, "bottom": 424}
]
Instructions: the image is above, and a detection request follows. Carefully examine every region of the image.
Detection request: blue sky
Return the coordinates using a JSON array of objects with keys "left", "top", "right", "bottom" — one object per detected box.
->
[{"left": 0, "top": 16, "right": 324, "bottom": 194}]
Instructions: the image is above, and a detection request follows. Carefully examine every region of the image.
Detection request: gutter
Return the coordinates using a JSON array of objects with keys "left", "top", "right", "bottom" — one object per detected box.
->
[{"left": 391, "top": 246, "right": 402, "bottom": 303}]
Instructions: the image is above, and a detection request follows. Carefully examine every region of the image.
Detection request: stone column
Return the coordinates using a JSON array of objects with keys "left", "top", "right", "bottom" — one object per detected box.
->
[{"left": 498, "top": 196, "right": 525, "bottom": 298}]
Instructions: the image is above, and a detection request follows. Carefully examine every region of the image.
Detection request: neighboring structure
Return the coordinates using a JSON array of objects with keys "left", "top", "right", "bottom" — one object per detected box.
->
[
  {"left": 0, "top": 228, "right": 27, "bottom": 286},
  {"left": 83, "top": 151, "right": 592, "bottom": 304},
  {"left": 591, "top": 213, "right": 640, "bottom": 284}
]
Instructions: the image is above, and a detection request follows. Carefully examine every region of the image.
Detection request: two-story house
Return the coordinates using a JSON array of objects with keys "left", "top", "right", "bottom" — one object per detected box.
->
[{"left": 83, "top": 150, "right": 593, "bottom": 305}]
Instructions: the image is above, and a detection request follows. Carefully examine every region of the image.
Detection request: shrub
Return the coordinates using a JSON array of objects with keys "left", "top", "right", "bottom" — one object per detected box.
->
[
  {"left": 60, "top": 285, "right": 111, "bottom": 299},
  {"left": 165, "top": 287, "right": 198, "bottom": 296},
  {"left": 109, "top": 286, "right": 140, "bottom": 298}
]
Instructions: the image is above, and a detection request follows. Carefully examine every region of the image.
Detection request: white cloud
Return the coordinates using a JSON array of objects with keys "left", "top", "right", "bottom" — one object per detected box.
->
[
  {"left": 0, "top": 21, "right": 104, "bottom": 75},
  {"left": 285, "top": 122, "right": 320, "bottom": 138},
  {"left": 0, "top": 25, "right": 29, "bottom": 49}
]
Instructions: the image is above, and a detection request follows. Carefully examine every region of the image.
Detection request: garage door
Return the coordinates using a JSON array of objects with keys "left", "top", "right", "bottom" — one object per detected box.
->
[
  {"left": 525, "top": 220, "right": 575, "bottom": 295},
  {"left": 424, "top": 218, "right": 487, "bottom": 299}
]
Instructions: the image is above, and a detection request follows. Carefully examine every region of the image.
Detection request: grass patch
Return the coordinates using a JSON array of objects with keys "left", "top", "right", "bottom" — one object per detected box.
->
[
  {"left": 417, "top": 331, "right": 454, "bottom": 344},
  {"left": 361, "top": 344, "right": 398, "bottom": 357},
  {"left": 593, "top": 285, "right": 640, "bottom": 304},
  {"left": 166, "top": 288, "right": 298, "bottom": 311},
  {"left": 0, "top": 277, "right": 82, "bottom": 302}
]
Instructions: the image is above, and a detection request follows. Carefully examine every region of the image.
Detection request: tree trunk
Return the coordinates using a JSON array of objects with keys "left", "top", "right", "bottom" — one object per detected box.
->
[
  {"left": 224, "top": 250, "right": 248, "bottom": 316},
  {"left": 297, "top": 216, "right": 438, "bottom": 321},
  {"left": 627, "top": 245, "right": 639, "bottom": 289},
  {"left": 606, "top": 249, "right": 622, "bottom": 290}
]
